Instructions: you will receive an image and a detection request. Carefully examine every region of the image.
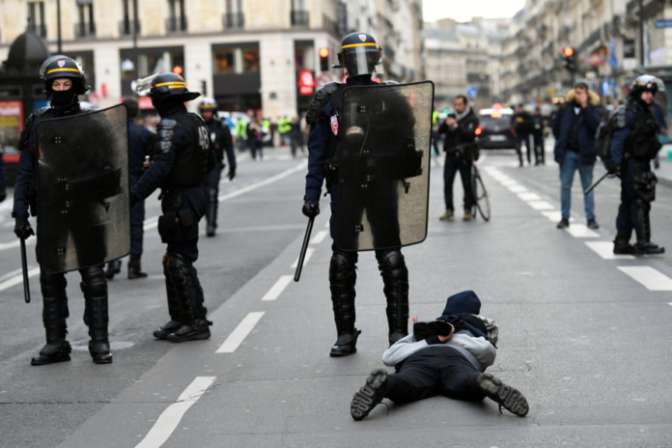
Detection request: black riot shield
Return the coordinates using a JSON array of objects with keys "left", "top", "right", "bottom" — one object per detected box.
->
[
  {"left": 331, "top": 81, "right": 434, "bottom": 251},
  {"left": 36, "top": 104, "right": 130, "bottom": 274}
]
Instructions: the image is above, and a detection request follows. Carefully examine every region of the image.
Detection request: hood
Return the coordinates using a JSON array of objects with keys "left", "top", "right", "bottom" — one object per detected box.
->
[{"left": 565, "top": 89, "right": 601, "bottom": 106}]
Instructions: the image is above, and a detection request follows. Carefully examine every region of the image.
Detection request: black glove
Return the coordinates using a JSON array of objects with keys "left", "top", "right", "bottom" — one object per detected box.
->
[
  {"left": 228, "top": 169, "right": 236, "bottom": 181},
  {"left": 14, "top": 216, "right": 34, "bottom": 240},
  {"left": 302, "top": 199, "right": 320, "bottom": 218},
  {"left": 605, "top": 160, "right": 620, "bottom": 176}
]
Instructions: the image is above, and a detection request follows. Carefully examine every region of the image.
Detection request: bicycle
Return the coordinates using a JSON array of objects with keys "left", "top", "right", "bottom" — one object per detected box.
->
[{"left": 471, "top": 164, "right": 491, "bottom": 222}]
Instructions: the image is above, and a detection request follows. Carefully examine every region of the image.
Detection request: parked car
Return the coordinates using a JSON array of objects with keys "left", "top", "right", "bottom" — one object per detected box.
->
[{"left": 476, "top": 107, "right": 516, "bottom": 150}]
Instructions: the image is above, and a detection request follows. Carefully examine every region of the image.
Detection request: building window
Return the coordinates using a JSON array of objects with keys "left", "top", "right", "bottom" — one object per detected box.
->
[
  {"left": 213, "top": 44, "right": 259, "bottom": 74},
  {"left": 120, "top": 0, "right": 141, "bottom": 36},
  {"left": 223, "top": 0, "right": 244, "bottom": 29},
  {"left": 291, "top": 0, "right": 309, "bottom": 27},
  {"left": 75, "top": 0, "right": 96, "bottom": 38},
  {"left": 166, "top": 0, "right": 187, "bottom": 32},
  {"left": 27, "top": 1, "right": 47, "bottom": 38}
]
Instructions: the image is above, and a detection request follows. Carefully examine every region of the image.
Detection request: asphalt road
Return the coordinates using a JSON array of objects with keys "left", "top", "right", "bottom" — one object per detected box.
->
[{"left": 1, "top": 146, "right": 672, "bottom": 448}]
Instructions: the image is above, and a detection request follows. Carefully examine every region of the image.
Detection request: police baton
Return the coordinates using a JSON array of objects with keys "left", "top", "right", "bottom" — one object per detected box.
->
[
  {"left": 294, "top": 217, "right": 315, "bottom": 282},
  {"left": 20, "top": 238, "right": 31, "bottom": 304},
  {"left": 583, "top": 171, "right": 614, "bottom": 196}
]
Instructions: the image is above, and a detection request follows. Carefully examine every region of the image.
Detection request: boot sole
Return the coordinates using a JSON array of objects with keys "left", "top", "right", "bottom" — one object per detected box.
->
[
  {"left": 92, "top": 355, "right": 113, "bottom": 365},
  {"left": 166, "top": 332, "right": 211, "bottom": 343},
  {"left": 479, "top": 374, "right": 529, "bottom": 417},
  {"left": 30, "top": 353, "right": 71, "bottom": 366},
  {"left": 351, "top": 369, "right": 388, "bottom": 421}
]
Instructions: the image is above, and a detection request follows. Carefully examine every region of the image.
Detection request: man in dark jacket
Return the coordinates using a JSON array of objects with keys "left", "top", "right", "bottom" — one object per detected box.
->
[
  {"left": 438, "top": 95, "right": 479, "bottom": 222},
  {"left": 512, "top": 104, "right": 533, "bottom": 166},
  {"left": 554, "top": 83, "right": 601, "bottom": 230},
  {"left": 532, "top": 106, "right": 546, "bottom": 165}
]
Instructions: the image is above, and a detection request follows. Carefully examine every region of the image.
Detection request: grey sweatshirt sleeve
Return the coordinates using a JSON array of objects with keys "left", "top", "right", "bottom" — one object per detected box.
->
[
  {"left": 449, "top": 332, "right": 497, "bottom": 370},
  {"left": 382, "top": 334, "right": 429, "bottom": 367}
]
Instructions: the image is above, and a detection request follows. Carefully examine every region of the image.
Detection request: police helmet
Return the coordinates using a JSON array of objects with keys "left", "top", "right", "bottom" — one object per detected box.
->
[
  {"left": 39, "top": 55, "right": 88, "bottom": 94},
  {"left": 138, "top": 72, "right": 200, "bottom": 104},
  {"left": 630, "top": 74, "right": 659, "bottom": 97},
  {"left": 198, "top": 97, "right": 218, "bottom": 114},
  {"left": 335, "top": 32, "right": 382, "bottom": 77}
]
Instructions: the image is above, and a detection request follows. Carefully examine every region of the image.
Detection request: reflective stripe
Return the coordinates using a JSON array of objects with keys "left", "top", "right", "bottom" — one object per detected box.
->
[
  {"left": 46, "top": 67, "right": 81, "bottom": 74},
  {"left": 341, "top": 42, "right": 377, "bottom": 49},
  {"left": 154, "top": 81, "right": 186, "bottom": 88}
]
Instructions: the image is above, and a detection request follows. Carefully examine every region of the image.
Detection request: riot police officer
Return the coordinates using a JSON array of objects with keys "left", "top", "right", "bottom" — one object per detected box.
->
[
  {"left": 132, "top": 72, "right": 214, "bottom": 342},
  {"left": 303, "top": 32, "right": 429, "bottom": 357},
  {"left": 197, "top": 98, "right": 236, "bottom": 237},
  {"left": 13, "top": 55, "right": 114, "bottom": 365},
  {"left": 610, "top": 75, "right": 665, "bottom": 255}
]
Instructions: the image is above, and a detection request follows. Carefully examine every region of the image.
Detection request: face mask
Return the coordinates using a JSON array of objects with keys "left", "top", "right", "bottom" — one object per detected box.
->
[{"left": 50, "top": 90, "right": 76, "bottom": 107}]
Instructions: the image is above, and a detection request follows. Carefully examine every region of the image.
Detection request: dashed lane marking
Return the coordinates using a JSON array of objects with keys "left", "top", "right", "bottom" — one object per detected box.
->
[
  {"left": 585, "top": 241, "right": 635, "bottom": 260},
  {"left": 565, "top": 224, "right": 599, "bottom": 238},
  {"left": 291, "top": 248, "right": 314, "bottom": 269},
  {"left": 310, "top": 230, "right": 329, "bottom": 245},
  {"left": 216, "top": 311, "right": 265, "bottom": 353},
  {"left": 0, "top": 237, "right": 35, "bottom": 252},
  {"left": 618, "top": 266, "right": 672, "bottom": 291},
  {"left": 261, "top": 275, "right": 292, "bottom": 302},
  {"left": 135, "top": 376, "right": 216, "bottom": 448},
  {"left": 528, "top": 200, "right": 555, "bottom": 211},
  {"left": 507, "top": 185, "right": 529, "bottom": 193},
  {"left": 518, "top": 192, "right": 541, "bottom": 201}
]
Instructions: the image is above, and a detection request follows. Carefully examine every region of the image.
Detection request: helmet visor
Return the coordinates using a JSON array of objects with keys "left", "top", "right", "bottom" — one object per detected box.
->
[{"left": 343, "top": 46, "right": 379, "bottom": 77}]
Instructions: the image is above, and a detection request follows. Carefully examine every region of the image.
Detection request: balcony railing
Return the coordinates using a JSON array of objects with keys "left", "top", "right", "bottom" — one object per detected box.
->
[
  {"left": 74, "top": 22, "right": 96, "bottom": 38},
  {"left": 223, "top": 12, "right": 245, "bottom": 29},
  {"left": 119, "top": 19, "right": 141, "bottom": 36},
  {"left": 27, "top": 23, "right": 47, "bottom": 38},
  {"left": 291, "top": 10, "right": 309, "bottom": 27},
  {"left": 165, "top": 16, "right": 188, "bottom": 33}
]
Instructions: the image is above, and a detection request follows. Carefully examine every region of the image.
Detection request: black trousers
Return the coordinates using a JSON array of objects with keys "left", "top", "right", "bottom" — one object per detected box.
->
[
  {"left": 443, "top": 155, "right": 474, "bottom": 212},
  {"left": 205, "top": 164, "right": 223, "bottom": 231},
  {"left": 130, "top": 175, "right": 145, "bottom": 258},
  {"left": 517, "top": 133, "right": 533, "bottom": 165},
  {"left": 533, "top": 133, "right": 545, "bottom": 164},
  {"left": 384, "top": 348, "right": 484, "bottom": 404}
]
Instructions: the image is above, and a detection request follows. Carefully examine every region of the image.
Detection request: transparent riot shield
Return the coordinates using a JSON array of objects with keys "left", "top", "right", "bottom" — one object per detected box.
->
[
  {"left": 36, "top": 104, "right": 130, "bottom": 274},
  {"left": 331, "top": 81, "right": 434, "bottom": 251}
]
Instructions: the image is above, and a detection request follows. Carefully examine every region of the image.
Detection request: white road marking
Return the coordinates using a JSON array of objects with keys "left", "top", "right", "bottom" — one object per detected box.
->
[
  {"left": 324, "top": 220, "right": 330, "bottom": 228},
  {"left": 0, "top": 266, "right": 40, "bottom": 292},
  {"left": 541, "top": 211, "right": 575, "bottom": 223},
  {"left": 261, "top": 275, "right": 292, "bottom": 302},
  {"left": 565, "top": 224, "right": 599, "bottom": 238},
  {"left": 585, "top": 241, "right": 635, "bottom": 260},
  {"left": 143, "top": 216, "right": 159, "bottom": 231},
  {"left": 310, "top": 230, "right": 329, "bottom": 245},
  {"left": 507, "top": 185, "right": 528, "bottom": 193},
  {"left": 528, "top": 200, "right": 555, "bottom": 211},
  {"left": 618, "top": 266, "right": 672, "bottom": 291},
  {"left": 216, "top": 311, "right": 265, "bottom": 353},
  {"left": 518, "top": 192, "right": 541, "bottom": 201},
  {"left": 291, "top": 248, "right": 314, "bottom": 269},
  {"left": 135, "top": 376, "right": 216, "bottom": 448},
  {"left": 0, "top": 236, "right": 36, "bottom": 252}
]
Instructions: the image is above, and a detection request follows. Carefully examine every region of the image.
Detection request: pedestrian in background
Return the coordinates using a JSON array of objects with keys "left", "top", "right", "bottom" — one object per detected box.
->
[
  {"left": 554, "top": 82, "right": 601, "bottom": 230},
  {"left": 438, "top": 95, "right": 479, "bottom": 222},
  {"left": 247, "top": 119, "right": 263, "bottom": 160},
  {"left": 289, "top": 116, "right": 305, "bottom": 158},
  {"left": 532, "top": 106, "right": 546, "bottom": 165},
  {"left": 512, "top": 104, "right": 533, "bottom": 167}
]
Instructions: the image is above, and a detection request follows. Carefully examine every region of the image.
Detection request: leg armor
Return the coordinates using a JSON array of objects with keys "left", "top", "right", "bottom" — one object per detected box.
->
[
  {"left": 31, "top": 273, "right": 71, "bottom": 366},
  {"left": 376, "top": 249, "right": 409, "bottom": 345},
  {"left": 329, "top": 249, "right": 360, "bottom": 357},
  {"left": 80, "top": 265, "right": 112, "bottom": 364}
]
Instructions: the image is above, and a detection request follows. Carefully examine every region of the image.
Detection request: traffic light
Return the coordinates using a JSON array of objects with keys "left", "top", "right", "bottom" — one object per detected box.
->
[
  {"left": 319, "top": 48, "right": 329, "bottom": 72},
  {"left": 561, "top": 47, "right": 577, "bottom": 73}
]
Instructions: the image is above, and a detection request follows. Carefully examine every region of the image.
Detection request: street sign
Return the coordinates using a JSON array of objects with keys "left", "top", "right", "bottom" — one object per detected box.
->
[
  {"left": 466, "top": 86, "right": 478, "bottom": 99},
  {"left": 655, "top": 19, "right": 672, "bottom": 28}
]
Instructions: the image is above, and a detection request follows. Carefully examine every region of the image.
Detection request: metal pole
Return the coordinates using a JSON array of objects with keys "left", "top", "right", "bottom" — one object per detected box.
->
[
  {"left": 639, "top": 0, "right": 645, "bottom": 67},
  {"left": 56, "top": 0, "right": 62, "bottom": 53},
  {"left": 132, "top": 0, "right": 139, "bottom": 81}
]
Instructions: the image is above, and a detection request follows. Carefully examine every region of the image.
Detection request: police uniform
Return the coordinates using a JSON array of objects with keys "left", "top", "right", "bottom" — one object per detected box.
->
[
  {"left": 131, "top": 73, "right": 214, "bottom": 342},
  {"left": 13, "top": 55, "right": 113, "bottom": 365},
  {"left": 198, "top": 99, "right": 236, "bottom": 237},
  {"left": 611, "top": 75, "right": 665, "bottom": 255},
  {"left": 303, "top": 33, "right": 411, "bottom": 357}
]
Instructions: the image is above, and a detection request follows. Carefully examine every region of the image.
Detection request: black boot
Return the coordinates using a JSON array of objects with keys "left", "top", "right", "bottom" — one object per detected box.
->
[
  {"left": 104, "top": 259, "right": 122, "bottom": 280},
  {"left": 478, "top": 373, "right": 529, "bottom": 417},
  {"left": 637, "top": 209, "right": 665, "bottom": 254},
  {"left": 378, "top": 250, "right": 409, "bottom": 346},
  {"left": 154, "top": 254, "right": 186, "bottom": 340},
  {"left": 163, "top": 253, "right": 211, "bottom": 343},
  {"left": 614, "top": 236, "right": 637, "bottom": 255},
  {"left": 351, "top": 369, "right": 389, "bottom": 421},
  {"left": 82, "top": 268, "right": 112, "bottom": 364},
  {"left": 31, "top": 297, "right": 71, "bottom": 366},
  {"left": 128, "top": 255, "right": 148, "bottom": 280},
  {"left": 329, "top": 251, "right": 360, "bottom": 357},
  {"left": 32, "top": 274, "right": 71, "bottom": 366}
]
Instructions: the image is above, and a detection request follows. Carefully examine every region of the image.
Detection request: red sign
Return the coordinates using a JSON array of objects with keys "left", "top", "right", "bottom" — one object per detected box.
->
[
  {"left": 298, "top": 69, "right": 315, "bottom": 96},
  {"left": 0, "top": 100, "right": 24, "bottom": 131}
]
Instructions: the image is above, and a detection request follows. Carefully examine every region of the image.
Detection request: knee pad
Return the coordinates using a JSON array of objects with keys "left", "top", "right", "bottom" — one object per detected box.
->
[
  {"left": 40, "top": 272, "right": 67, "bottom": 298},
  {"left": 329, "top": 250, "right": 357, "bottom": 283},
  {"left": 376, "top": 250, "right": 408, "bottom": 280},
  {"left": 80, "top": 265, "right": 107, "bottom": 297}
]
